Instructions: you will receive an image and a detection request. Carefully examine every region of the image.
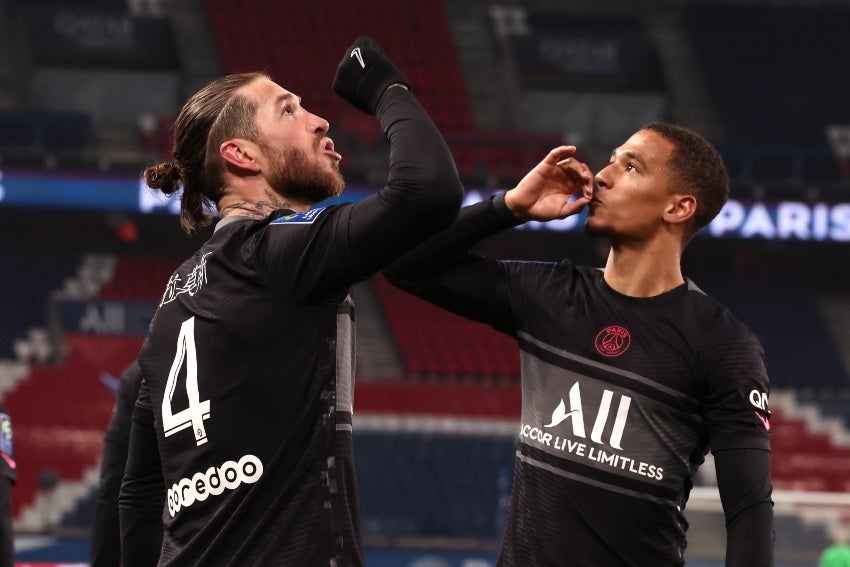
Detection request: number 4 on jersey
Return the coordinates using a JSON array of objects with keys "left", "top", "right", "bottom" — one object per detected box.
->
[{"left": 162, "top": 316, "right": 211, "bottom": 446}]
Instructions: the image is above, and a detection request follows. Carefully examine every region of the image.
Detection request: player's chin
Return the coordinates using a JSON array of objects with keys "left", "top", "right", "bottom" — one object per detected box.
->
[{"left": 583, "top": 218, "right": 607, "bottom": 238}]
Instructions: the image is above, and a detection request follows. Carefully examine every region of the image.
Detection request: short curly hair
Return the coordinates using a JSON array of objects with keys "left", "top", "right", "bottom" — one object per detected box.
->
[{"left": 643, "top": 122, "right": 729, "bottom": 240}]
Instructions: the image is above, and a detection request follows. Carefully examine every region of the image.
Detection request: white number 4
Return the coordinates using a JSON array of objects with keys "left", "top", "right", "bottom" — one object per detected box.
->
[{"left": 162, "top": 316, "right": 211, "bottom": 446}]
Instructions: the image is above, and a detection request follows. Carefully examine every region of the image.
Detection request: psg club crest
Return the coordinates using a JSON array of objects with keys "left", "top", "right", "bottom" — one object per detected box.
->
[{"left": 594, "top": 325, "right": 631, "bottom": 357}]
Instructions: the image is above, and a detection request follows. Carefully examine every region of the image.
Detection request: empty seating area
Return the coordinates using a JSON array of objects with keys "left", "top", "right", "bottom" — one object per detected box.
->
[
  {"left": 770, "top": 410, "right": 850, "bottom": 492},
  {"left": 203, "top": 0, "right": 565, "bottom": 186},
  {"left": 702, "top": 280, "right": 849, "bottom": 389},
  {"left": 0, "top": 250, "right": 80, "bottom": 358},
  {"left": 356, "top": 431, "right": 515, "bottom": 540},
  {"left": 685, "top": 3, "right": 850, "bottom": 181},
  {"left": 371, "top": 275, "right": 520, "bottom": 381},
  {"left": 97, "top": 255, "right": 183, "bottom": 300},
  {"left": 3, "top": 333, "right": 143, "bottom": 517},
  {"left": 355, "top": 380, "right": 520, "bottom": 418},
  {"left": 796, "top": 389, "right": 850, "bottom": 430},
  {"left": 0, "top": 111, "right": 94, "bottom": 154},
  {"left": 205, "top": 0, "right": 472, "bottom": 137}
]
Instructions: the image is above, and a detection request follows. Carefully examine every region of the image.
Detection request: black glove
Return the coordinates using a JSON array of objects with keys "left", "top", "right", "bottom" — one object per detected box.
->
[{"left": 332, "top": 36, "right": 410, "bottom": 115}]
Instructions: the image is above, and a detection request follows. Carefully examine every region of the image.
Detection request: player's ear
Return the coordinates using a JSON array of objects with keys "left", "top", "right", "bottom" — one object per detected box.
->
[
  {"left": 220, "top": 139, "right": 261, "bottom": 173},
  {"left": 664, "top": 194, "right": 696, "bottom": 226}
]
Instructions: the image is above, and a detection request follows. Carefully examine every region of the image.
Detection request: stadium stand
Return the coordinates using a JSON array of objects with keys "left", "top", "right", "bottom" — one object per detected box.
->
[
  {"left": 0, "top": 251, "right": 80, "bottom": 359},
  {"left": 371, "top": 274, "right": 520, "bottom": 381},
  {"left": 0, "top": 111, "right": 95, "bottom": 153},
  {"left": 97, "top": 255, "right": 183, "bottom": 300},
  {"left": 797, "top": 390, "right": 850, "bottom": 430},
  {"left": 204, "top": 0, "right": 565, "bottom": 186},
  {"left": 4, "top": 333, "right": 143, "bottom": 520},
  {"left": 684, "top": 3, "right": 850, "bottom": 182},
  {"left": 702, "top": 280, "right": 850, "bottom": 389}
]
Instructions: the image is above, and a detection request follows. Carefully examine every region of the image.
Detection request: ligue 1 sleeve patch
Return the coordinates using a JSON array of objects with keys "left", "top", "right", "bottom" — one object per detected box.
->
[
  {"left": 270, "top": 207, "right": 327, "bottom": 225},
  {"left": 0, "top": 413, "right": 12, "bottom": 458}
]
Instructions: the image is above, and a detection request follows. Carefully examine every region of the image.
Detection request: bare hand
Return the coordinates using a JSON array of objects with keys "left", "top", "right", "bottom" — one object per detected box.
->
[{"left": 504, "top": 146, "right": 593, "bottom": 222}]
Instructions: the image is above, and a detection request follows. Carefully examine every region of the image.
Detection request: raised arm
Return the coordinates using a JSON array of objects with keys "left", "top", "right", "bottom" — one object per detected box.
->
[
  {"left": 384, "top": 146, "right": 593, "bottom": 332},
  {"left": 333, "top": 37, "right": 464, "bottom": 275}
]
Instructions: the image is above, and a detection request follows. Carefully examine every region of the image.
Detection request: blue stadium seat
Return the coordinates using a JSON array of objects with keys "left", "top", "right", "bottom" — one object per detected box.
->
[
  {"left": 0, "top": 250, "right": 80, "bottom": 357},
  {"left": 355, "top": 431, "right": 516, "bottom": 540},
  {"left": 685, "top": 3, "right": 850, "bottom": 181},
  {"left": 700, "top": 280, "right": 849, "bottom": 389}
]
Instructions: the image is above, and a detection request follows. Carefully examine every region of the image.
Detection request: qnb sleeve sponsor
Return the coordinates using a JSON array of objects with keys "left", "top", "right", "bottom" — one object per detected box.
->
[{"left": 166, "top": 454, "right": 263, "bottom": 517}]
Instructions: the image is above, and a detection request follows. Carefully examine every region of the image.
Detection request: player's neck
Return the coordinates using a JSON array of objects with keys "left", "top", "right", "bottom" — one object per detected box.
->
[
  {"left": 218, "top": 184, "right": 312, "bottom": 219},
  {"left": 602, "top": 242, "right": 684, "bottom": 298}
]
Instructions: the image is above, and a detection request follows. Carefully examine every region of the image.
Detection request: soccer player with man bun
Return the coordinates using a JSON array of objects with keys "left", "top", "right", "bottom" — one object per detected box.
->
[
  {"left": 118, "top": 36, "right": 462, "bottom": 566},
  {"left": 386, "top": 125, "right": 774, "bottom": 566}
]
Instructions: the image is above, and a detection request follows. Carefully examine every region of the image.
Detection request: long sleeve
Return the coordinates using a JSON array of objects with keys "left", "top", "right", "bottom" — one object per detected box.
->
[
  {"left": 92, "top": 360, "right": 143, "bottom": 567},
  {"left": 714, "top": 447, "right": 775, "bottom": 566},
  {"left": 340, "top": 87, "right": 464, "bottom": 277},
  {"left": 383, "top": 193, "right": 525, "bottom": 333},
  {"left": 119, "top": 384, "right": 165, "bottom": 567}
]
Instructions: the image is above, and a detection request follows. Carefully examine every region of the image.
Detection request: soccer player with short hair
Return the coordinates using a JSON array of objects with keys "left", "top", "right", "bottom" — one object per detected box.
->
[
  {"left": 118, "top": 37, "right": 463, "bottom": 566},
  {"left": 385, "top": 124, "right": 774, "bottom": 566}
]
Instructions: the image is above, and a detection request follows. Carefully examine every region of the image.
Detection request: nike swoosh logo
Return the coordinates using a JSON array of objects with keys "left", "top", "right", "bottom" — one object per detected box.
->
[
  {"left": 754, "top": 412, "right": 770, "bottom": 431},
  {"left": 350, "top": 47, "right": 365, "bottom": 69}
]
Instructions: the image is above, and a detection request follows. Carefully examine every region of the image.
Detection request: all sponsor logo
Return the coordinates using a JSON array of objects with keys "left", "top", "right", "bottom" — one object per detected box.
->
[
  {"left": 594, "top": 325, "right": 631, "bottom": 357},
  {"left": 521, "top": 381, "right": 664, "bottom": 481},
  {"left": 166, "top": 454, "right": 263, "bottom": 517},
  {"left": 543, "top": 382, "right": 631, "bottom": 450}
]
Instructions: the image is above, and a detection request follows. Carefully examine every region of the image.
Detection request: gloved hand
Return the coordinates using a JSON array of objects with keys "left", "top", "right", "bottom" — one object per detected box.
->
[{"left": 332, "top": 36, "right": 410, "bottom": 115}]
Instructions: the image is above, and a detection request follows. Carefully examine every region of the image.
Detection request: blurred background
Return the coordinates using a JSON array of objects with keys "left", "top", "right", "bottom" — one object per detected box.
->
[{"left": 1, "top": 0, "right": 849, "bottom": 565}]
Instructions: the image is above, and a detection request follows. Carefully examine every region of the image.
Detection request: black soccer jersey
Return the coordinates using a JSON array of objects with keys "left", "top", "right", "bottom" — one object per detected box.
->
[
  {"left": 119, "top": 87, "right": 462, "bottom": 567},
  {"left": 386, "top": 195, "right": 773, "bottom": 566}
]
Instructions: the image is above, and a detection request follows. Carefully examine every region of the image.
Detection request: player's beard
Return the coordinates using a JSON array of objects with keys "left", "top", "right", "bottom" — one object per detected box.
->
[{"left": 264, "top": 144, "right": 345, "bottom": 204}]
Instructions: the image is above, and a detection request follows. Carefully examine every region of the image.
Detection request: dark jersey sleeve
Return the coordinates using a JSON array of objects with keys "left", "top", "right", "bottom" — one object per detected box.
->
[
  {"left": 701, "top": 317, "right": 772, "bottom": 452},
  {"left": 383, "top": 193, "right": 527, "bottom": 334},
  {"left": 259, "top": 87, "right": 463, "bottom": 302},
  {"left": 0, "top": 405, "right": 13, "bottom": 567},
  {"left": 714, "top": 447, "right": 774, "bottom": 566},
  {"left": 119, "top": 379, "right": 165, "bottom": 567},
  {"left": 92, "top": 360, "right": 144, "bottom": 567},
  {"left": 700, "top": 317, "right": 773, "bottom": 564}
]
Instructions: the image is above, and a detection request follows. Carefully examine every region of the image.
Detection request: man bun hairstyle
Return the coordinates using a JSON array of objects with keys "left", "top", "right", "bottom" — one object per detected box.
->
[
  {"left": 144, "top": 72, "right": 268, "bottom": 234},
  {"left": 643, "top": 122, "right": 729, "bottom": 240}
]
